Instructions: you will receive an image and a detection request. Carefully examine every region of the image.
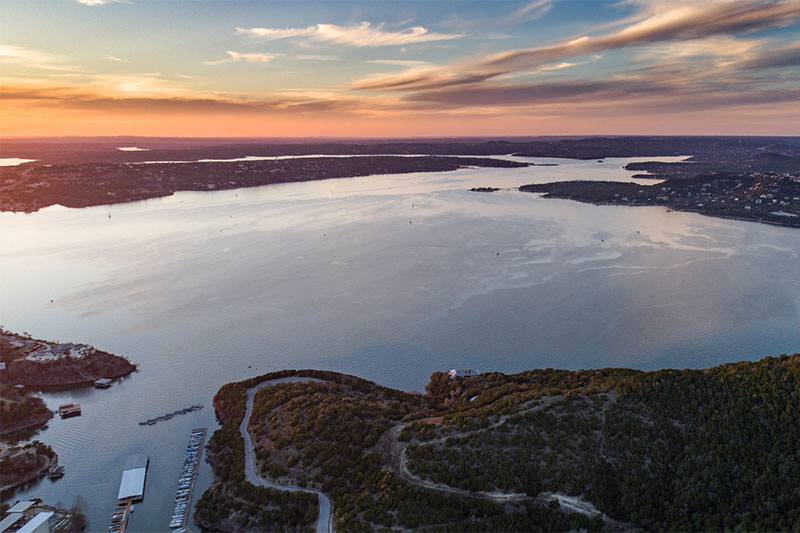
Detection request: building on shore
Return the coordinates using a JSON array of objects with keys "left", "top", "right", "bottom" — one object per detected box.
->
[{"left": 449, "top": 368, "right": 480, "bottom": 379}]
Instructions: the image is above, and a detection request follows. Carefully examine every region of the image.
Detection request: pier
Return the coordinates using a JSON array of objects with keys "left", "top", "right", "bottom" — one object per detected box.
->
[
  {"left": 108, "top": 500, "right": 132, "bottom": 533},
  {"left": 169, "top": 428, "right": 206, "bottom": 530}
]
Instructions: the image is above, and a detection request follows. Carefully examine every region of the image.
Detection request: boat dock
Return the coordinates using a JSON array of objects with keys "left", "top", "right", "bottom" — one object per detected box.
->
[
  {"left": 95, "top": 378, "right": 113, "bottom": 388},
  {"left": 58, "top": 403, "right": 81, "bottom": 418},
  {"left": 169, "top": 428, "right": 206, "bottom": 530},
  {"left": 108, "top": 454, "right": 148, "bottom": 532},
  {"left": 108, "top": 500, "right": 132, "bottom": 533},
  {"left": 117, "top": 453, "right": 149, "bottom": 502}
]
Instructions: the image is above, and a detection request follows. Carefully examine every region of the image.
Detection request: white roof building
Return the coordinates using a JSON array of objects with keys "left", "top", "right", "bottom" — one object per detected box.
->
[
  {"left": 117, "top": 454, "right": 149, "bottom": 501},
  {"left": 5, "top": 501, "right": 36, "bottom": 514},
  {"left": 0, "top": 514, "right": 25, "bottom": 533},
  {"left": 17, "top": 512, "right": 53, "bottom": 533},
  {"left": 449, "top": 368, "right": 480, "bottom": 379}
]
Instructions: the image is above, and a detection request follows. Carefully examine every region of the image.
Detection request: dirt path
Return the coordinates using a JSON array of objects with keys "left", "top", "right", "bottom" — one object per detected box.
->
[
  {"left": 241, "top": 377, "right": 333, "bottom": 533},
  {"left": 387, "top": 396, "right": 561, "bottom": 503},
  {"left": 383, "top": 394, "right": 630, "bottom": 529}
]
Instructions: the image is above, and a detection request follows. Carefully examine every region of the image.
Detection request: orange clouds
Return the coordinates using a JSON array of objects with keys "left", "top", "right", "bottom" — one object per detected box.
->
[{"left": 2, "top": 0, "right": 799, "bottom": 137}]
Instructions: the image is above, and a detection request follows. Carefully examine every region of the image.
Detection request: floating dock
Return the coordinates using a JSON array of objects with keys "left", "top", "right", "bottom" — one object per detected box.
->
[
  {"left": 169, "top": 428, "right": 206, "bottom": 530},
  {"left": 139, "top": 404, "right": 203, "bottom": 426},
  {"left": 58, "top": 403, "right": 82, "bottom": 418},
  {"left": 118, "top": 453, "right": 149, "bottom": 502},
  {"left": 108, "top": 500, "right": 132, "bottom": 533}
]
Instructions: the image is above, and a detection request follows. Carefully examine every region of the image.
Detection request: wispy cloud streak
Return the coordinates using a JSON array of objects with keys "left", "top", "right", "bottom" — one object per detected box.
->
[
  {"left": 205, "top": 51, "right": 281, "bottom": 65},
  {"left": 74, "top": 0, "right": 129, "bottom": 6},
  {"left": 0, "top": 44, "right": 79, "bottom": 71},
  {"left": 236, "top": 21, "right": 462, "bottom": 47}
]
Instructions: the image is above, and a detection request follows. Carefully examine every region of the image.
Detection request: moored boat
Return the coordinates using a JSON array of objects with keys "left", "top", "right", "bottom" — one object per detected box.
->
[{"left": 48, "top": 464, "right": 65, "bottom": 479}]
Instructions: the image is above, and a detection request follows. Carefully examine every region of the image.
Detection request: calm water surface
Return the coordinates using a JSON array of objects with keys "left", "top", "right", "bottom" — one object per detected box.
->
[{"left": 1, "top": 156, "right": 798, "bottom": 530}]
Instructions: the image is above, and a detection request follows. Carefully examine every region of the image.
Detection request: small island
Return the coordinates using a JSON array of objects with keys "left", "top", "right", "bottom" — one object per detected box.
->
[{"left": 197, "top": 354, "right": 800, "bottom": 532}]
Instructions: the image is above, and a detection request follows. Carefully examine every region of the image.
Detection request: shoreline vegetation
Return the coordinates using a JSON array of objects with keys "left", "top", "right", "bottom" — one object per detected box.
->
[
  {"left": 198, "top": 354, "right": 799, "bottom": 532},
  {"left": 0, "top": 441, "right": 57, "bottom": 494}
]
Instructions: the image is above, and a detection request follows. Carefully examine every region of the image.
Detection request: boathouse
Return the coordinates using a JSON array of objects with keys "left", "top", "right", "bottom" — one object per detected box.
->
[
  {"left": 94, "top": 378, "right": 112, "bottom": 388},
  {"left": 118, "top": 454, "right": 149, "bottom": 502}
]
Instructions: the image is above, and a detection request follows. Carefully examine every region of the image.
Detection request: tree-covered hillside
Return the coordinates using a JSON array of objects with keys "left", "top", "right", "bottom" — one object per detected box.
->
[{"left": 197, "top": 354, "right": 800, "bottom": 532}]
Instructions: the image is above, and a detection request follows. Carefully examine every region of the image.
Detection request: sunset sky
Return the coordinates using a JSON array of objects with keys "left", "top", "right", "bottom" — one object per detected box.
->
[{"left": 2, "top": 0, "right": 800, "bottom": 137}]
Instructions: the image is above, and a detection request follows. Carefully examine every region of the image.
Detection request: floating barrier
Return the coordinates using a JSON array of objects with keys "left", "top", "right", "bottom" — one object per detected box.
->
[{"left": 138, "top": 405, "right": 203, "bottom": 426}]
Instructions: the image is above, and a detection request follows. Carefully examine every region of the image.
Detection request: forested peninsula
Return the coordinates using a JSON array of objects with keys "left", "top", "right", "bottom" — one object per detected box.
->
[
  {"left": 0, "top": 156, "right": 526, "bottom": 213},
  {"left": 197, "top": 354, "right": 800, "bottom": 532}
]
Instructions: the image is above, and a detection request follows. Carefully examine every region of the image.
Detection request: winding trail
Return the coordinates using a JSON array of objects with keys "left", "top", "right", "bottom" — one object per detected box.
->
[
  {"left": 240, "top": 377, "right": 333, "bottom": 533},
  {"left": 386, "top": 394, "right": 630, "bottom": 530},
  {"left": 388, "top": 396, "right": 561, "bottom": 503}
]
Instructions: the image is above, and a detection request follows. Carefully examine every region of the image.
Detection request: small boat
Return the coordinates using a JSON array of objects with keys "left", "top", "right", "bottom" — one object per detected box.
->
[{"left": 48, "top": 464, "right": 65, "bottom": 479}]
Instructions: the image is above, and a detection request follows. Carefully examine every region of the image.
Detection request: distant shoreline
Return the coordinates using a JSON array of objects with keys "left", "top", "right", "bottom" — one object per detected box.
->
[
  {"left": 519, "top": 179, "right": 800, "bottom": 228},
  {"left": 0, "top": 155, "right": 527, "bottom": 213}
]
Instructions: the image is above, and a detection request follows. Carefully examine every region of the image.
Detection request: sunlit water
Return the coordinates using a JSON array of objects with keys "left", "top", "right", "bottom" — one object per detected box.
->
[
  {"left": 1, "top": 156, "right": 798, "bottom": 530},
  {"left": 0, "top": 158, "right": 38, "bottom": 166}
]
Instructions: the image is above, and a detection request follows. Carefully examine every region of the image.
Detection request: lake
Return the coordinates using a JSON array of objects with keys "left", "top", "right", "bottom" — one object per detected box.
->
[{"left": 1, "top": 155, "right": 798, "bottom": 530}]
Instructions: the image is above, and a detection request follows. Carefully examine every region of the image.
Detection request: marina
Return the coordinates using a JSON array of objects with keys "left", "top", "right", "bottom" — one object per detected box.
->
[
  {"left": 169, "top": 428, "right": 207, "bottom": 530},
  {"left": 138, "top": 405, "right": 203, "bottom": 426}
]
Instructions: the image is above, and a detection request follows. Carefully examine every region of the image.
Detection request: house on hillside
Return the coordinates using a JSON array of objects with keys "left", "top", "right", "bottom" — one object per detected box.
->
[{"left": 449, "top": 368, "right": 480, "bottom": 379}]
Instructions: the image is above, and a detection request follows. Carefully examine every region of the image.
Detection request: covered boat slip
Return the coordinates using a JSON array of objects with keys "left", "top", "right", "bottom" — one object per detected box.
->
[{"left": 117, "top": 454, "right": 149, "bottom": 502}]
